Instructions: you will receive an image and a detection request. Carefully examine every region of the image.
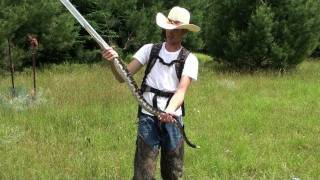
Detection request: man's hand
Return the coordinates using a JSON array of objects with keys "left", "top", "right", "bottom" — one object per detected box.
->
[
  {"left": 102, "top": 47, "right": 119, "bottom": 62},
  {"left": 158, "top": 112, "right": 176, "bottom": 123}
]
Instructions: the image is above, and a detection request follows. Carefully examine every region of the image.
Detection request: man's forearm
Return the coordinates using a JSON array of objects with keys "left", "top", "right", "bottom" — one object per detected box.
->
[{"left": 165, "top": 90, "right": 185, "bottom": 113}]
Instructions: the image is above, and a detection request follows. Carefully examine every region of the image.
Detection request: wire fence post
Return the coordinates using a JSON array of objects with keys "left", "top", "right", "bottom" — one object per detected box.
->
[
  {"left": 8, "top": 38, "right": 15, "bottom": 97},
  {"left": 28, "top": 35, "right": 38, "bottom": 98}
]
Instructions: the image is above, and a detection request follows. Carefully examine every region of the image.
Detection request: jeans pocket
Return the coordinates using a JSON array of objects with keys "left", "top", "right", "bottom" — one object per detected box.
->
[
  {"left": 162, "top": 117, "right": 183, "bottom": 151},
  {"left": 137, "top": 114, "right": 160, "bottom": 151}
]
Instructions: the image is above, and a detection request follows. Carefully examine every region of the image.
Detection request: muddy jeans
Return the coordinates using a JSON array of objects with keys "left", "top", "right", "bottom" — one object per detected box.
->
[{"left": 133, "top": 113, "right": 184, "bottom": 180}]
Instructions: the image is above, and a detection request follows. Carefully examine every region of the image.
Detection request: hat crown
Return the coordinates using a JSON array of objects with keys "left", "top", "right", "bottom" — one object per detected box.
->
[{"left": 167, "top": 6, "right": 190, "bottom": 24}]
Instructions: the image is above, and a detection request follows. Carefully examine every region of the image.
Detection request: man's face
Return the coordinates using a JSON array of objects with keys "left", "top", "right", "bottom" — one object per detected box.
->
[{"left": 165, "top": 29, "right": 187, "bottom": 45}]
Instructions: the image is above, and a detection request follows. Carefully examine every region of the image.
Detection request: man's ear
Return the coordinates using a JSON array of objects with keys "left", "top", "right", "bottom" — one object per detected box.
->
[
  {"left": 182, "top": 29, "right": 188, "bottom": 35},
  {"left": 162, "top": 29, "right": 166, "bottom": 40}
]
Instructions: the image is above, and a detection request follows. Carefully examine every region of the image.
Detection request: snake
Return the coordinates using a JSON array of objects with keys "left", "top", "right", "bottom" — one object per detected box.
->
[{"left": 112, "top": 57, "right": 199, "bottom": 149}]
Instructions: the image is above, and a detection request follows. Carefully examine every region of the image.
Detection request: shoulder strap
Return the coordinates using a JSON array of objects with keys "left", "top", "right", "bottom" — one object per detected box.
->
[
  {"left": 174, "top": 47, "right": 189, "bottom": 116},
  {"left": 140, "top": 43, "right": 162, "bottom": 90},
  {"left": 175, "top": 47, "right": 190, "bottom": 80},
  {"left": 138, "top": 43, "right": 162, "bottom": 117},
  {"left": 141, "top": 44, "right": 190, "bottom": 87}
]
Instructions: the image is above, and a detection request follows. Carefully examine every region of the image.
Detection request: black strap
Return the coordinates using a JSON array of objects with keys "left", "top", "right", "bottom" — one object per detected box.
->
[
  {"left": 175, "top": 47, "right": 190, "bottom": 80},
  {"left": 152, "top": 94, "right": 158, "bottom": 109},
  {"left": 140, "top": 43, "right": 162, "bottom": 87},
  {"left": 141, "top": 84, "right": 174, "bottom": 97},
  {"left": 154, "top": 56, "right": 182, "bottom": 66}
]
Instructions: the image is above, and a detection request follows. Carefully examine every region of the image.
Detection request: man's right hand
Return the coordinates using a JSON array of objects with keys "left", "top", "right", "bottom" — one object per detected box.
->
[
  {"left": 158, "top": 112, "right": 176, "bottom": 123},
  {"left": 102, "top": 47, "right": 119, "bottom": 62}
]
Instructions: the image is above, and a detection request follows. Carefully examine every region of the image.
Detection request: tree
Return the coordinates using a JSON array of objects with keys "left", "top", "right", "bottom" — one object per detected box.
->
[
  {"left": 0, "top": 0, "right": 29, "bottom": 69},
  {"left": 73, "top": 0, "right": 206, "bottom": 60},
  {"left": 0, "top": 0, "right": 79, "bottom": 69},
  {"left": 205, "top": 0, "right": 320, "bottom": 70},
  {"left": 1, "top": 0, "right": 208, "bottom": 66},
  {"left": 180, "top": 0, "right": 207, "bottom": 52}
]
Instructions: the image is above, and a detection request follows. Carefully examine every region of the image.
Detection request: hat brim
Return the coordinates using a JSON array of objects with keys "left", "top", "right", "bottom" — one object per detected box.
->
[{"left": 156, "top": 13, "right": 201, "bottom": 32}]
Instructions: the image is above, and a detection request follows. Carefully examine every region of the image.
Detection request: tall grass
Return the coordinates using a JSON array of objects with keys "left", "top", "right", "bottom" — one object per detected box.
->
[{"left": 0, "top": 58, "right": 319, "bottom": 179}]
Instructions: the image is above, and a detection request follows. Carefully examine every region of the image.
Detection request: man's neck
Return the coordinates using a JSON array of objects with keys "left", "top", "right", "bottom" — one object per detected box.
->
[{"left": 165, "top": 42, "right": 182, "bottom": 52}]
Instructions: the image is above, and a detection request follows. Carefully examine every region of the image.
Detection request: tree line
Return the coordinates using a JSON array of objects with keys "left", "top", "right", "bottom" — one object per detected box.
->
[{"left": 1, "top": 0, "right": 320, "bottom": 71}]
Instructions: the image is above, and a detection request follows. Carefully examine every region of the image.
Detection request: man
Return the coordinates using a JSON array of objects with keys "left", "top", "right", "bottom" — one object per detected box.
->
[{"left": 102, "top": 6, "right": 200, "bottom": 180}]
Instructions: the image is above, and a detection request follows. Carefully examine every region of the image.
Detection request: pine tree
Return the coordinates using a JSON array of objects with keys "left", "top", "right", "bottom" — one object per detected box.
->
[
  {"left": 205, "top": 0, "right": 320, "bottom": 70},
  {"left": 0, "top": 0, "right": 29, "bottom": 69}
]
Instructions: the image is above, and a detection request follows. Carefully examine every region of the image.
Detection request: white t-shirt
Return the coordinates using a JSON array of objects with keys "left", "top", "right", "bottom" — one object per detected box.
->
[{"left": 133, "top": 42, "right": 198, "bottom": 116}]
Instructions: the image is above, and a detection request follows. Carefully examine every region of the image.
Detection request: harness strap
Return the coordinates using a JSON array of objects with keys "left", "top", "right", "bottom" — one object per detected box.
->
[
  {"left": 175, "top": 47, "right": 190, "bottom": 80},
  {"left": 138, "top": 43, "right": 190, "bottom": 117},
  {"left": 141, "top": 84, "right": 175, "bottom": 97},
  {"left": 155, "top": 56, "right": 182, "bottom": 66},
  {"left": 142, "top": 84, "right": 175, "bottom": 112},
  {"left": 141, "top": 84, "right": 185, "bottom": 116}
]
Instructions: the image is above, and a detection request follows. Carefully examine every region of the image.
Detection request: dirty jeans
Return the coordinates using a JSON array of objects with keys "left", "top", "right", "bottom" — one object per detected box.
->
[{"left": 133, "top": 113, "right": 184, "bottom": 180}]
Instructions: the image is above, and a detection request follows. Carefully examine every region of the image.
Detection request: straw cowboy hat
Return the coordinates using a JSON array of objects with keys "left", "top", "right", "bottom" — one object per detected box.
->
[{"left": 156, "top": 6, "right": 201, "bottom": 32}]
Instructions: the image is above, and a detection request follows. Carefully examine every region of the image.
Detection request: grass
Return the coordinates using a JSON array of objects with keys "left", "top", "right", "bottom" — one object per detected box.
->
[{"left": 0, "top": 57, "right": 320, "bottom": 179}]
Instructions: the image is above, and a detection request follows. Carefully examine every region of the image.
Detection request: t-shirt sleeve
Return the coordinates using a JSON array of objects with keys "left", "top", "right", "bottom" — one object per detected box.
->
[
  {"left": 182, "top": 53, "right": 199, "bottom": 81},
  {"left": 133, "top": 43, "right": 153, "bottom": 65}
]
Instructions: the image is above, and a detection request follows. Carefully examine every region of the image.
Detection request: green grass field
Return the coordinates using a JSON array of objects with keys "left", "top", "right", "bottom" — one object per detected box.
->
[{"left": 0, "top": 58, "right": 319, "bottom": 179}]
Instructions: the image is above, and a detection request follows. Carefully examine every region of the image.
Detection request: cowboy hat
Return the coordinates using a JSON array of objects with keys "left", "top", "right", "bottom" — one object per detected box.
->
[{"left": 156, "top": 6, "right": 201, "bottom": 32}]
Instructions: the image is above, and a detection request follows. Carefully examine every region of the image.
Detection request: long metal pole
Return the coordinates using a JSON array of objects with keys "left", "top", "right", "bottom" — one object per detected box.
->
[
  {"left": 8, "top": 38, "right": 15, "bottom": 96},
  {"left": 32, "top": 45, "right": 36, "bottom": 96},
  {"left": 28, "top": 35, "right": 38, "bottom": 97}
]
